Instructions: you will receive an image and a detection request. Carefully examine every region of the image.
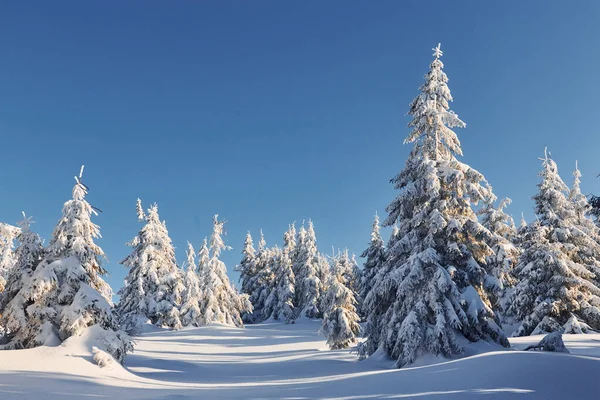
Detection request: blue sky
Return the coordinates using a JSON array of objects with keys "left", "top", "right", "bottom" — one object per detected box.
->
[{"left": 1, "top": 1, "right": 599, "bottom": 296}]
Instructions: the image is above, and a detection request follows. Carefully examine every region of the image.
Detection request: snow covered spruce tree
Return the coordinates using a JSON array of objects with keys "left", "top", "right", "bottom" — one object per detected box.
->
[
  {"left": 293, "top": 221, "right": 321, "bottom": 318},
  {"left": 199, "top": 215, "right": 251, "bottom": 327},
  {"left": 0, "top": 213, "right": 44, "bottom": 346},
  {"left": 0, "top": 223, "right": 20, "bottom": 294},
  {"left": 509, "top": 151, "right": 600, "bottom": 335},
  {"left": 180, "top": 242, "right": 203, "bottom": 327},
  {"left": 321, "top": 252, "right": 361, "bottom": 350},
  {"left": 477, "top": 193, "right": 520, "bottom": 310},
  {"left": 117, "top": 199, "right": 184, "bottom": 333},
  {"left": 359, "top": 213, "right": 386, "bottom": 318},
  {"left": 264, "top": 246, "right": 296, "bottom": 323},
  {"left": 243, "top": 231, "right": 274, "bottom": 323},
  {"left": 363, "top": 44, "right": 508, "bottom": 367},
  {"left": 236, "top": 232, "right": 260, "bottom": 322},
  {"left": 4, "top": 168, "right": 131, "bottom": 362}
]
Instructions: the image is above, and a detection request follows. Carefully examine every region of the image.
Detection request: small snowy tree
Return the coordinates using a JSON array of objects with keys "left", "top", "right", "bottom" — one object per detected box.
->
[
  {"left": 0, "top": 223, "right": 20, "bottom": 293},
  {"left": 264, "top": 246, "right": 296, "bottom": 323},
  {"left": 199, "top": 215, "right": 251, "bottom": 327},
  {"left": 509, "top": 151, "right": 600, "bottom": 336},
  {"left": 180, "top": 242, "right": 203, "bottom": 327},
  {"left": 236, "top": 232, "right": 260, "bottom": 323},
  {"left": 321, "top": 252, "right": 361, "bottom": 349},
  {"left": 477, "top": 194, "right": 520, "bottom": 310},
  {"left": 293, "top": 221, "right": 321, "bottom": 318},
  {"left": 5, "top": 167, "right": 131, "bottom": 362},
  {"left": 117, "top": 200, "right": 184, "bottom": 332},
  {"left": 364, "top": 44, "right": 508, "bottom": 367},
  {"left": 359, "top": 213, "right": 386, "bottom": 318},
  {"left": 243, "top": 231, "right": 274, "bottom": 323},
  {"left": 0, "top": 213, "right": 44, "bottom": 346}
]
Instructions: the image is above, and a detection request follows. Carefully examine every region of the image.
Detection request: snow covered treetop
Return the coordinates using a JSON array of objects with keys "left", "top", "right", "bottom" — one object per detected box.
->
[
  {"left": 210, "top": 215, "right": 231, "bottom": 258},
  {"left": 405, "top": 43, "right": 465, "bottom": 160}
]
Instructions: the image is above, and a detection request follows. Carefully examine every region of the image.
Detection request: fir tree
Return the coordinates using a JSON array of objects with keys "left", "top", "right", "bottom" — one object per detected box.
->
[
  {"left": 0, "top": 223, "right": 20, "bottom": 293},
  {"left": 264, "top": 246, "right": 296, "bottom": 323},
  {"left": 477, "top": 194, "right": 520, "bottom": 309},
  {"left": 364, "top": 44, "right": 508, "bottom": 367},
  {"left": 359, "top": 213, "right": 386, "bottom": 318},
  {"left": 117, "top": 200, "right": 184, "bottom": 333},
  {"left": 321, "top": 252, "right": 361, "bottom": 349},
  {"left": 0, "top": 213, "right": 44, "bottom": 346},
  {"left": 247, "top": 231, "right": 274, "bottom": 323},
  {"left": 294, "top": 221, "right": 321, "bottom": 318},
  {"left": 199, "top": 215, "right": 251, "bottom": 327},
  {"left": 180, "top": 242, "right": 203, "bottom": 327},
  {"left": 5, "top": 167, "right": 131, "bottom": 362},
  {"left": 509, "top": 151, "right": 600, "bottom": 335},
  {"left": 236, "top": 232, "right": 259, "bottom": 322}
]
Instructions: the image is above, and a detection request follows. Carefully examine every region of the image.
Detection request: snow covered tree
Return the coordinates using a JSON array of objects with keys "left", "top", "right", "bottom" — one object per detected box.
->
[
  {"left": 477, "top": 194, "right": 520, "bottom": 309},
  {"left": 0, "top": 213, "right": 44, "bottom": 345},
  {"left": 321, "top": 252, "right": 361, "bottom": 349},
  {"left": 293, "top": 221, "right": 321, "bottom": 318},
  {"left": 363, "top": 44, "right": 508, "bottom": 367},
  {"left": 243, "top": 231, "right": 274, "bottom": 323},
  {"left": 117, "top": 200, "right": 184, "bottom": 333},
  {"left": 199, "top": 215, "right": 251, "bottom": 327},
  {"left": 3, "top": 167, "right": 131, "bottom": 362},
  {"left": 359, "top": 214, "right": 386, "bottom": 318},
  {"left": 509, "top": 152, "right": 600, "bottom": 335},
  {"left": 0, "top": 223, "right": 20, "bottom": 294},
  {"left": 180, "top": 242, "right": 203, "bottom": 327},
  {"left": 264, "top": 246, "right": 296, "bottom": 323},
  {"left": 236, "top": 232, "right": 261, "bottom": 323},
  {"left": 338, "top": 249, "right": 360, "bottom": 298}
]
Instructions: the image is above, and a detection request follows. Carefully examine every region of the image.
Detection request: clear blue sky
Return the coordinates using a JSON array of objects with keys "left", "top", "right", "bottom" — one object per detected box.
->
[{"left": 1, "top": 1, "right": 599, "bottom": 297}]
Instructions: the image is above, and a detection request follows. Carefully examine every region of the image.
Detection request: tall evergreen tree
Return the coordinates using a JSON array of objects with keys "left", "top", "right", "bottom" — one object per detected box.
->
[
  {"left": 294, "top": 220, "right": 321, "bottom": 318},
  {"left": 199, "top": 215, "right": 251, "bottom": 327},
  {"left": 477, "top": 194, "right": 520, "bottom": 309},
  {"left": 0, "top": 213, "right": 44, "bottom": 346},
  {"left": 364, "top": 44, "right": 508, "bottom": 367},
  {"left": 359, "top": 213, "right": 386, "bottom": 318},
  {"left": 117, "top": 200, "right": 184, "bottom": 333},
  {"left": 236, "top": 232, "right": 260, "bottom": 322},
  {"left": 0, "top": 223, "right": 20, "bottom": 293},
  {"left": 321, "top": 252, "right": 361, "bottom": 350},
  {"left": 247, "top": 231, "right": 274, "bottom": 323},
  {"left": 509, "top": 151, "right": 600, "bottom": 335},
  {"left": 4, "top": 168, "right": 131, "bottom": 361},
  {"left": 264, "top": 246, "right": 296, "bottom": 323},
  {"left": 180, "top": 242, "right": 203, "bottom": 327}
]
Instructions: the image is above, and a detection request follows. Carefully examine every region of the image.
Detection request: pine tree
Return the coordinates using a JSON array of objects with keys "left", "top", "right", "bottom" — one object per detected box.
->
[
  {"left": 236, "top": 232, "right": 259, "bottom": 322},
  {"left": 180, "top": 242, "right": 203, "bottom": 327},
  {"left": 117, "top": 200, "right": 184, "bottom": 333},
  {"left": 0, "top": 213, "right": 44, "bottom": 346},
  {"left": 509, "top": 152, "right": 600, "bottom": 335},
  {"left": 0, "top": 223, "right": 20, "bottom": 293},
  {"left": 294, "top": 220, "right": 321, "bottom": 318},
  {"left": 246, "top": 231, "right": 274, "bottom": 323},
  {"left": 199, "top": 215, "right": 251, "bottom": 327},
  {"left": 364, "top": 44, "right": 508, "bottom": 368},
  {"left": 5, "top": 167, "right": 131, "bottom": 362},
  {"left": 321, "top": 252, "right": 361, "bottom": 350},
  {"left": 264, "top": 246, "right": 296, "bottom": 323},
  {"left": 477, "top": 194, "right": 520, "bottom": 310},
  {"left": 359, "top": 213, "right": 386, "bottom": 318}
]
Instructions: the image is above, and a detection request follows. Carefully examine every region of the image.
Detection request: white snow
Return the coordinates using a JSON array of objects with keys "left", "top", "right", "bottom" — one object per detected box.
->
[{"left": 0, "top": 320, "right": 599, "bottom": 399}]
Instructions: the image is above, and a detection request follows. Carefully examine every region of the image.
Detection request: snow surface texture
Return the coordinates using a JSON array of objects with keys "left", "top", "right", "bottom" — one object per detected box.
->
[{"left": 0, "top": 319, "right": 598, "bottom": 399}]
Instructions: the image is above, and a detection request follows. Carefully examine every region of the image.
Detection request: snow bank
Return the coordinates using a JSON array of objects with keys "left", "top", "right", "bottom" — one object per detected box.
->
[{"left": 0, "top": 320, "right": 598, "bottom": 399}]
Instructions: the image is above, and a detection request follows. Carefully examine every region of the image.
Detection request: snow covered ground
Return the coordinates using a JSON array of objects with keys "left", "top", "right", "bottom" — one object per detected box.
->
[{"left": 0, "top": 320, "right": 599, "bottom": 399}]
